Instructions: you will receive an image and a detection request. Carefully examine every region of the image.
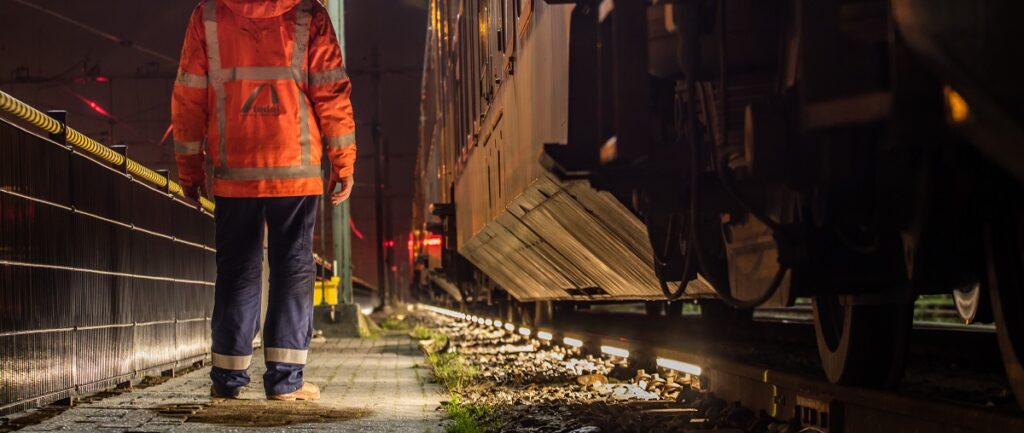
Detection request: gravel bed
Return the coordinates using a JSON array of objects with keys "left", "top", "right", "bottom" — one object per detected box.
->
[{"left": 423, "top": 313, "right": 799, "bottom": 433}]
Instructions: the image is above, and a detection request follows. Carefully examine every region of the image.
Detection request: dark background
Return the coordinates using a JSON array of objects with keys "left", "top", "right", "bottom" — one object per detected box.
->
[{"left": 0, "top": 0, "right": 428, "bottom": 294}]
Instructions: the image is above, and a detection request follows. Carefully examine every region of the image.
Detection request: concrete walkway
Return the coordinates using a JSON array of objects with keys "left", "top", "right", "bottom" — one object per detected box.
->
[{"left": 12, "top": 335, "right": 445, "bottom": 432}]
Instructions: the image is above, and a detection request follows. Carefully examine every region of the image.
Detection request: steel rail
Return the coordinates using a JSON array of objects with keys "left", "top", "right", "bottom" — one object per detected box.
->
[{"left": 0, "top": 90, "right": 216, "bottom": 212}]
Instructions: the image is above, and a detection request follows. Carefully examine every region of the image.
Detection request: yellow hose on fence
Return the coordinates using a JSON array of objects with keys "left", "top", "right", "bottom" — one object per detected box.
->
[
  {"left": 0, "top": 90, "right": 63, "bottom": 135},
  {"left": 0, "top": 91, "right": 215, "bottom": 213}
]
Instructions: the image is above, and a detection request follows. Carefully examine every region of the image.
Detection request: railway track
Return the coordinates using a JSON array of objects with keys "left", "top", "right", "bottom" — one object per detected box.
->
[{"left": 422, "top": 304, "right": 1023, "bottom": 433}]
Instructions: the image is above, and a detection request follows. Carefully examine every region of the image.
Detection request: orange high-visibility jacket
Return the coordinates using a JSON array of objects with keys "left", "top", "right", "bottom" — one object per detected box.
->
[{"left": 172, "top": 0, "right": 356, "bottom": 198}]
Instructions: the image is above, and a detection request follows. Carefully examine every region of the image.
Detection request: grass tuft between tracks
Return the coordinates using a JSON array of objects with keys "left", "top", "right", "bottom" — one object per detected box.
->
[
  {"left": 421, "top": 329, "right": 497, "bottom": 433},
  {"left": 441, "top": 396, "right": 498, "bottom": 433},
  {"left": 379, "top": 315, "right": 411, "bottom": 330},
  {"left": 411, "top": 325, "right": 449, "bottom": 349},
  {"left": 428, "top": 351, "right": 476, "bottom": 393}
]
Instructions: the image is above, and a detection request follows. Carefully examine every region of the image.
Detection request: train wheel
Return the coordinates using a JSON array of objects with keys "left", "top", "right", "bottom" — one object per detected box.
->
[
  {"left": 953, "top": 281, "right": 993, "bottom": 323},
  {"left": 812, "top": 295, "right": 912, "bottom": 387},
  {"left": 986, "top": 208, "right": 1024, "bottom": 408}
]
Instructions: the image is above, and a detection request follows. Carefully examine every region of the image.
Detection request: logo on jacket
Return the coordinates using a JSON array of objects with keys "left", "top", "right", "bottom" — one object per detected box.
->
[{"left": 241, "top": 84, "right": 281, "bottom": 116}]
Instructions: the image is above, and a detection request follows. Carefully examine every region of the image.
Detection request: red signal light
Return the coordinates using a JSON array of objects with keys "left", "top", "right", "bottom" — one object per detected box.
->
[{"left": 71, "top": 92, "right": 115, "bottom": 119}]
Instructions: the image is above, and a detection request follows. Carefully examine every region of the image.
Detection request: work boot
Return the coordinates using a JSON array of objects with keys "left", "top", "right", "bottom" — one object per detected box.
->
[
  {"left": 268, "top": 382, "right": 320, "bottom": 401},
  {"left": 210, "top": 385, "right": 242, "bottom": 400}
]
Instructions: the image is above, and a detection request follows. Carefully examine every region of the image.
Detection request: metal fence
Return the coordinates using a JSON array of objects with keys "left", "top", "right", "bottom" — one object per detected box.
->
[{"left": 0, "top": 104, "right": 216, "bottom": 413}]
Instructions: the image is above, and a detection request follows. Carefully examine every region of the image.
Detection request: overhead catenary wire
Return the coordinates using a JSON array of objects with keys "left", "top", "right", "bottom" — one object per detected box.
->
[
  {"left": 0, "top": 90, "right": 215, "bottom": 212},
  {"left": 10, "top": 0, "right": 178, "bottom": 65}
]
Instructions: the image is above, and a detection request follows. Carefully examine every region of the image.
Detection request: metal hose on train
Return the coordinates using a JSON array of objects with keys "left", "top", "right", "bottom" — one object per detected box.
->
[
  {"left": 647, "top": 213, "right": 694, "bottom": 300},
  {"left": 675, "top": 2, "right": 787, "bottom": 310},
  {"left": 0, "top": 90, "right": 216, "bottom": 213}
]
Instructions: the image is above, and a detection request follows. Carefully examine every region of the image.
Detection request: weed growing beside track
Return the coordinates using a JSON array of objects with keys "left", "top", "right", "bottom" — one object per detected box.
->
[
  {"left": 439, "top": 396, "right": 499, "bottom": 433},
  {"left": 379, "top": 315, "right": 412, "bottom": 330},
  {"left": 416, "top": 323, "right": 496, "bottom": 433}
]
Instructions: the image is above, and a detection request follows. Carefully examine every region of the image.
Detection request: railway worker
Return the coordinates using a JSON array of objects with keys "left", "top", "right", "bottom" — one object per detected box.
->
[{"left": 171, "top": 0, "right": 356, "bottom": 401}]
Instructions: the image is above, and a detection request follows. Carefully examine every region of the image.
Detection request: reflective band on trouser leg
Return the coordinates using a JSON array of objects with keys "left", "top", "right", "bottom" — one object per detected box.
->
[
  {"left": 175, "top": 140, "right": 202, "bottom": 155},
  {"left": 309, "top": 67, "right": 348, "bottom": 86},
  {"left": 327, "top": 133, "right": 356, "bottom": 149},
  {"left": 265, "top": 347, "right": 308, "bottom": 365},
  {"left": 176, "top": 70, "right": 208, "bottom": 88},
  {"left": 212, "top": 353, "right": 253, "bottom": 370},
  {"left": 293, "top": 0, "right": 313, "bottom": 166},
  {"left": 203, "top": 0, "right": 228, "bottom": 169},
  {"left": 215, "top": 165, "right": 321, "bottom": 181}
]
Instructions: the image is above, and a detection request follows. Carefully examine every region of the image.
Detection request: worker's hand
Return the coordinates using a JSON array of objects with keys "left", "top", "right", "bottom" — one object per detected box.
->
[
  {"left": 327, "top": 172, "right": 354, "bottom": 205},
  {"left": 184, "top": 183, "right": 207, "bottom": 202}
]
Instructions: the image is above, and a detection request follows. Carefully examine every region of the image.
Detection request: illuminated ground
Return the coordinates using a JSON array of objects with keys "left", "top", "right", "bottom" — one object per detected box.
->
[{"left": 10, "top": 335, "right": 444, "bottom": 432}]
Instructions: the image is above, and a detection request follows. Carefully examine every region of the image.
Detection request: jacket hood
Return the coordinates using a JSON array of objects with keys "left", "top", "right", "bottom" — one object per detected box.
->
[{"left": 220, "top": 0, "right": 302, "bottom": 18}]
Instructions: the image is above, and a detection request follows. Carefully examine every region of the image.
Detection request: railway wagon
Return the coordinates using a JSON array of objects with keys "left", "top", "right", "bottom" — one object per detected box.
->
[{"left": 411, "top": 0, "right": 1024, "bottom": 404}]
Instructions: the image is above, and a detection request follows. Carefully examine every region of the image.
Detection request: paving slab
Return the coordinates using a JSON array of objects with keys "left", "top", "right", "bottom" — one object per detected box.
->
[{"left": 6, "top": 334, "right": 446, "bottom": 433}]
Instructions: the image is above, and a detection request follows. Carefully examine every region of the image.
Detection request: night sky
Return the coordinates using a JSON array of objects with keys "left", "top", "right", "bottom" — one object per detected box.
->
[{"left": 0, "top": 0, "right": 428, "bottom": 293}]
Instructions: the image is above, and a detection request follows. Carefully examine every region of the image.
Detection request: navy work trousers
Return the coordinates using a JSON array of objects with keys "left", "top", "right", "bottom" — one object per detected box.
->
[{"left": 209, "top": 195, "right": 319, "bottom": 396}]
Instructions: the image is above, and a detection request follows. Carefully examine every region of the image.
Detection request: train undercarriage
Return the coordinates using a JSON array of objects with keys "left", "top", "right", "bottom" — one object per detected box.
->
[{"left": 413, "top": 0, "right": 1024, "bottom": 406}]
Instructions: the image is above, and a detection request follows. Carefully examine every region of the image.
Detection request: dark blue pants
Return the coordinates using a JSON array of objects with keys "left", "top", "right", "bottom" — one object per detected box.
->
[{"left": 210, "top": 195, "right": 319, "bottom": 396}]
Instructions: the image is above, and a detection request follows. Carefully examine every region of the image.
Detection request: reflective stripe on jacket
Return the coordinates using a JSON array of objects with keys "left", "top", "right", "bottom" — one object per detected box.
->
[{"left": 172, "top": 0, "right": 356, "bottom": 198}]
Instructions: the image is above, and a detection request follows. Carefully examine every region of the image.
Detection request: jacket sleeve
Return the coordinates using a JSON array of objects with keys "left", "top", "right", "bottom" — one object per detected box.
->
[
  {"left": 171, "top": 4, "right": 209, "bottom": 189},
  {"left": 308, "top": 7, "right": 356, "bottom": 179}
]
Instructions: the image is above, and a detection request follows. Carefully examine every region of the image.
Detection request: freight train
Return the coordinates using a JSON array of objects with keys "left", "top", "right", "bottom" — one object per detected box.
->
[{"left": 410, "top": 0, "right": 1024, "bottom": 404}]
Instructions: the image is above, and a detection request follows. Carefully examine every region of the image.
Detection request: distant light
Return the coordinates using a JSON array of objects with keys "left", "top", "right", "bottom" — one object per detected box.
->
[
  {"left": 84, "top": 98, "right": 112, "bottom": 117},
  {"left": 656, "top": 357, "right": 702, "bottom": 376},
  {"left": 518, "top": 327, "right": 531, "bottom": 336},
  {"left": 494, "top": 320, "right": 503, "bottom": 328},
  {"left": 484, "top": 319, "right": 493, "bottom": 326},
  {"left": 563, "top": 337, "right": 584, "bottom": 348},
  {"left": 94, "top": 76, "right": 110, "bottom": 83},
  {"left": 423, "top": 236, "right": 443, "bottom": 247},
  {"left": 360, "top": 307, "right": 374, "bottom": 315},
  {"left": 504, "top": 323, "right": 515, "bottom": 331},
  {"left": 944, "top": 85, "right": 970, "bottom": 123},
  {"left": 601, "top": 345, "right": 630, "bottom": 358},
  {"left": 69, "top": 91, "right": 115, "bottom": 120},
  {"left": 537, "top": 331, "right": 553, "bottom": 341},
  {"left": 350, "top": 218, "right": 365, "bottom": 240},
  {"left": 158, "top": 123, "right": 173, "bottom": 146}
]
